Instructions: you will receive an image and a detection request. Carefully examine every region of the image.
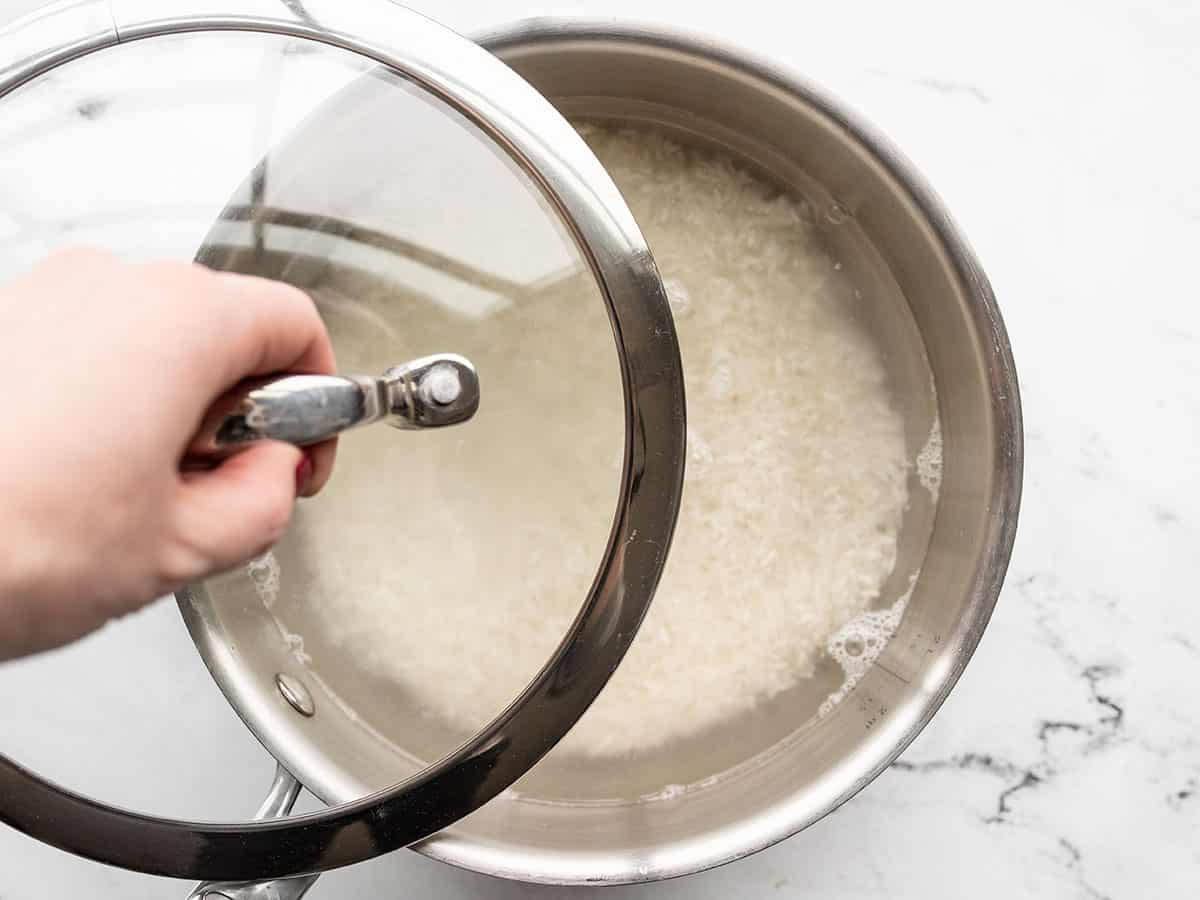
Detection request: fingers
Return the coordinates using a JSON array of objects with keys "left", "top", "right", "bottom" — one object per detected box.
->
[
  {"left": 169, "top": 441, "right": 304, "bottom": 579},
  {"left": 127, "top": 261, "right": 337, "bottom": 393},
  {"left": 130, "top": 262, "right": 341, "bottom": 496},
  {"left": 205, "top": 269, "right": 340, "bottom": 492},
  {"left": 209, "top": 269, "right": 337, "bottom": 383},
  {"left": 203, "top": 271, "right": 341, "bottom": 494},
  {"left": 205, "top": 270, "right": 340, "bottom": 493},
  {"left": 302, "top": 438, "right": 337, "bottom": 497},
  {"left": 24, "top": 257, "right": 337, "bottom": 396}
]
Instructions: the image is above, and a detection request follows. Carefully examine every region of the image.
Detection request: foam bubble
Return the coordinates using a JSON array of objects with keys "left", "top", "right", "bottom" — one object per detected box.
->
[
  {"left": 917, "top": 416, "right": 943, "bottom": 499},
  {"left": 646, "top": 783, "right": 686, "bottom": 801},
  {"left": 249, "top": 553, "right": 311, "bottom": 664},
  {"left": 246, "top": 551, "right": 280, "bottom": 609},
  {"left": 818, "top": 574, "right": 916, "bottom": 717},
  {"left": 278, "top": 627, "right": 312, "bottom": 665}
]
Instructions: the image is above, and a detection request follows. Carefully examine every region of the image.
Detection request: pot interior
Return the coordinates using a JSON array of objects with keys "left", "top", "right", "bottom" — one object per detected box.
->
[{"left": 185, "top": 24, "right": 1019, "bottom": 885}]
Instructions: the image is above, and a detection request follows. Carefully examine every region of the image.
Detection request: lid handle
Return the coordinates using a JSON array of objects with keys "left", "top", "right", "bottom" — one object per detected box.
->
[{"left": 186, "top": 353, "right": 479, "bottom": 463}]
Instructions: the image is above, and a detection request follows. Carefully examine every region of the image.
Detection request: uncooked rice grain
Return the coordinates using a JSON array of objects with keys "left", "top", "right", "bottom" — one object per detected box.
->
[{"left": 269, "top": 125, "right": 910, "bottom": 758}]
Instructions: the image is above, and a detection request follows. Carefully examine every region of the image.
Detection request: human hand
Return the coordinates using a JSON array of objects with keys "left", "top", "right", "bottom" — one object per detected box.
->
[{"left": 0, "top": 249, "right": 337, "bottom": 660}]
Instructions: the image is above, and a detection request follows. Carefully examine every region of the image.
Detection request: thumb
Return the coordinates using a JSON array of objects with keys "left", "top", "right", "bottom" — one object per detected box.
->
[{"left": 175, "top": 442, "right": 305, "bottom": 575}]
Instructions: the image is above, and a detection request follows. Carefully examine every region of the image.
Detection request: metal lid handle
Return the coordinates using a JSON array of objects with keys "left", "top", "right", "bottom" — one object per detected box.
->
[{"left": 185, "top": 354, "right": 480, "bottom": 463}]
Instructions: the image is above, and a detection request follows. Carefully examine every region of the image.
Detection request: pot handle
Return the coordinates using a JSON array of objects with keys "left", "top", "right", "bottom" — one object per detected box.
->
[{"left": 185, "top": 765, "right": 321, "bottom": 900}]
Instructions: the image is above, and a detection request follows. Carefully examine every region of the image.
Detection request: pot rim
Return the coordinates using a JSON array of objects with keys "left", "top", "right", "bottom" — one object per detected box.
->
[{"left": 410, "top": 15, "right": 1023, "bottom": 885}]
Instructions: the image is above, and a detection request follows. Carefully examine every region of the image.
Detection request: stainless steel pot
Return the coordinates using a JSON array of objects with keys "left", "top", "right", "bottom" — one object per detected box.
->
[
  {"left": 0, "top": 7, "right": 1021, "bottom": 893},
  {"left": 410, "top": 18, "right": 1023, "bottom": 884},
  {"left": 179, "top": 18, "right": 1020, "bottom": 889}
]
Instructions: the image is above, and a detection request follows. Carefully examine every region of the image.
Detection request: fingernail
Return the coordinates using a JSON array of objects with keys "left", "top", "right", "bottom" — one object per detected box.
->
[{"left": 295, "top": 452, "right": 314, "bottom": 496}]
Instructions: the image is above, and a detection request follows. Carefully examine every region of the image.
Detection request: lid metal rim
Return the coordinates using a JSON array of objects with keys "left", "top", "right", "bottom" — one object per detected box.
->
[{"left": 0, "top": 1, "right": 685, "bottom": 882}]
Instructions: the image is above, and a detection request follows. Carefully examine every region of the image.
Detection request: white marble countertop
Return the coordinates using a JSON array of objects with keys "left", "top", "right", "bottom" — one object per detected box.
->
[{"left": 1, "top": 0, "right": 1197, "bottom": 897}]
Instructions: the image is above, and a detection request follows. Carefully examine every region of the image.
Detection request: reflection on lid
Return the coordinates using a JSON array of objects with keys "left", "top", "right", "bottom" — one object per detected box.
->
[
  {"left": 0, "top": 31, "right": 584, "bottom": 320},
  {"left": 201, "top": 205, "right": 582, "bottom": 321}
]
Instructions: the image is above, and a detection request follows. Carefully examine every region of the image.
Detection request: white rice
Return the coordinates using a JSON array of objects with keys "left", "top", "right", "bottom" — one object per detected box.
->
[{"left": 271, "top": 126, "right": 910, "bottom": 758}]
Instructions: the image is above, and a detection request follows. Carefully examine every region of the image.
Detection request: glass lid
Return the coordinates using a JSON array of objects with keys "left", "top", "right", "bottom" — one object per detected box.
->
[{"left": 0, "top": 1, "right": 684, "bottom": 883}]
